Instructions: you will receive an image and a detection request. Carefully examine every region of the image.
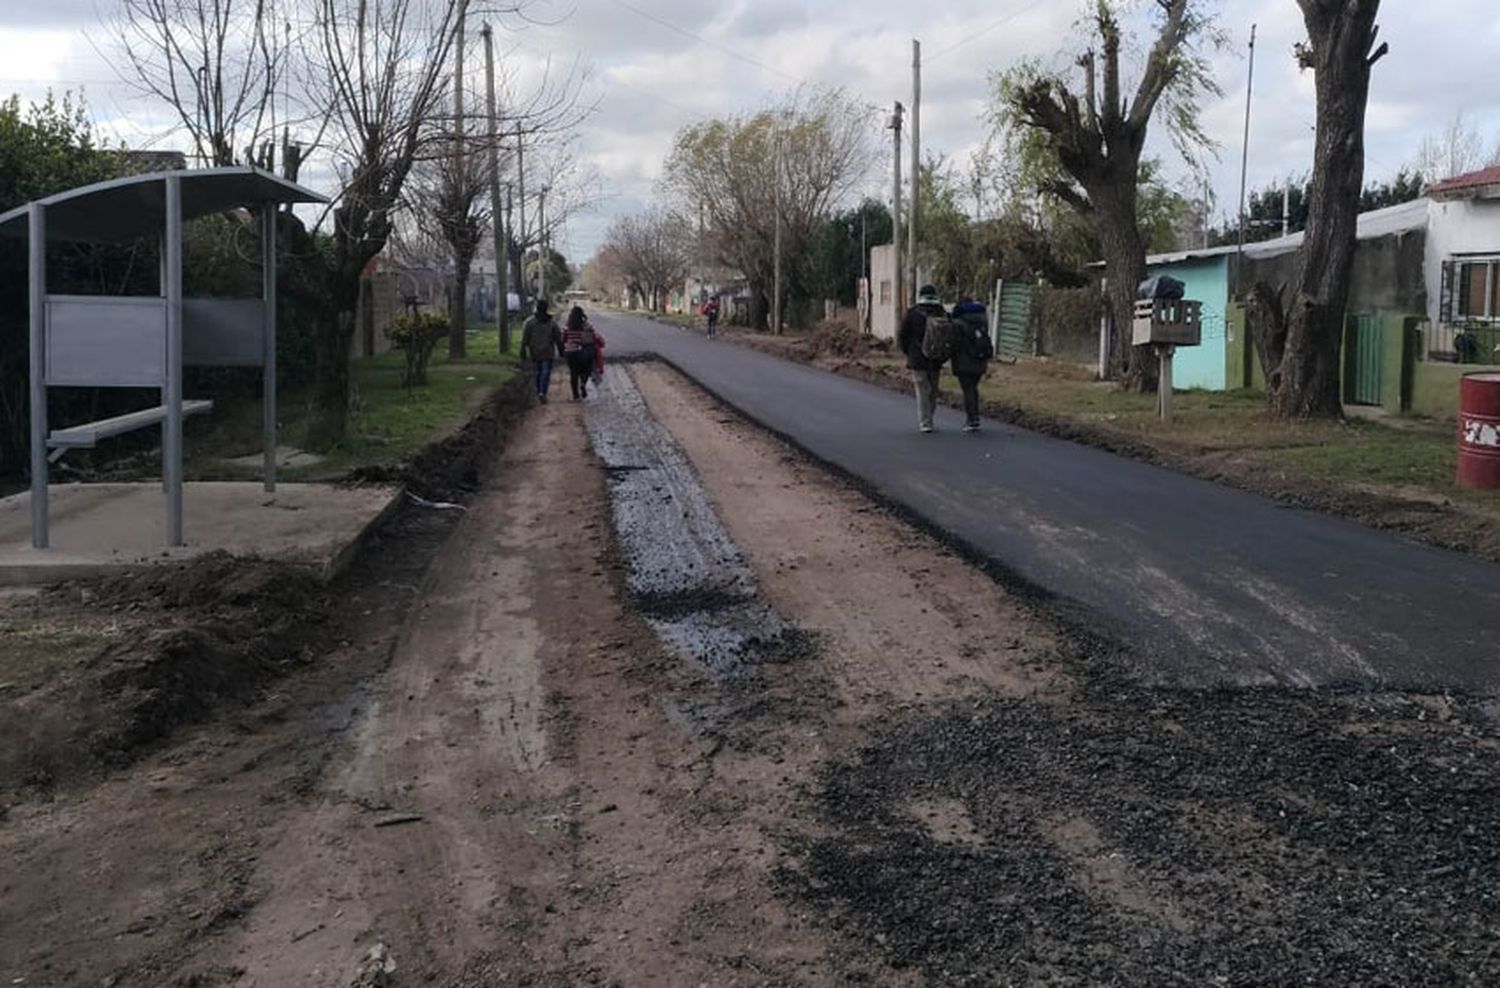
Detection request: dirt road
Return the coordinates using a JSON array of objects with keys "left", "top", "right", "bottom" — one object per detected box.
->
[{"left": 5, "top": 362, "right": 1500, "bottom": 985}]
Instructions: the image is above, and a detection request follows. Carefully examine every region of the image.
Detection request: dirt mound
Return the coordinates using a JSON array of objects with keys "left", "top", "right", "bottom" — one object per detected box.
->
[
  {"left": 3, "top": 554, "right": 331, "bottom": 797},
  {"left": 3, "top": 378, "right": 534, "bottom": 803},
  {"left": 807, "top": 320, "right": 890, "bottom": 358}
]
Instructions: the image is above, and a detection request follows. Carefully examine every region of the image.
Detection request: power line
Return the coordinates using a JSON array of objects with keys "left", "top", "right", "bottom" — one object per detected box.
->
[
  {"left": 931, "top": 0, "right": 1052, "bottom": 58},
  {"left": 607, "top": 0, "right": 801, "bottom": 85}
]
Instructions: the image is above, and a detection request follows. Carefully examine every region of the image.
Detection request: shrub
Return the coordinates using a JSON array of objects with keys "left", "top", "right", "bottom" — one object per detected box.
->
[{"left": 387, "top": 311, "right": 449, "bottom": 388}]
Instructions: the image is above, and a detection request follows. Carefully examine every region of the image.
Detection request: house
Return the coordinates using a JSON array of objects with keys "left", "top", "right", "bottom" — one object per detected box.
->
[{"left": 1129, "top": 196, "right": 1489, "bottom": 417}]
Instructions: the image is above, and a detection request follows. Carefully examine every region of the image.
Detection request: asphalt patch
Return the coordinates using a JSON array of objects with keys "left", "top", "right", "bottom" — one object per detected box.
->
[
  {"left": 586, "top": 368, "right": 806, "bottom": 678},
  {"left": 783, "top": 666, "right": 1500, "bottom": 985}
]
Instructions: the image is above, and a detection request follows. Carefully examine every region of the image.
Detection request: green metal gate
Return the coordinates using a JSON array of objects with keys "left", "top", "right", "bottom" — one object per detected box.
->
[
  {"left": 1346, "top": 313, "right": 1383, "bottom": 407},
  {"left": 991, "top": 281, "right": 1035, "bottom": 363}
]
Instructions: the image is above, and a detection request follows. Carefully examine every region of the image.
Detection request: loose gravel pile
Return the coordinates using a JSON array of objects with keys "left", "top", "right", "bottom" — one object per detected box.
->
[{"left": 786, "top": 663, "right": 1500, "bottom": 985}]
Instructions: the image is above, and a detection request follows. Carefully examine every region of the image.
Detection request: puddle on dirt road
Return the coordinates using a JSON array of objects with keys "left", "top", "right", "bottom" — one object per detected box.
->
[{"left": 586, "top": 365, "right": 807, "bottom": 679}]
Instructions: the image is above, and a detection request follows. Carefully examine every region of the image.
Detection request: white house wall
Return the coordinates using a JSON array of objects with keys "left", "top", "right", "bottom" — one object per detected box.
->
[{"left": 1425, "top": 198, "right": 1500, "bottom": 326}]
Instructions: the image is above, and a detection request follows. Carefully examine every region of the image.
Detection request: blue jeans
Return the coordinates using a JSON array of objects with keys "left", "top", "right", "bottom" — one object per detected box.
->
[{"left": 533, "top": 358, "right": 554, "bottom": 397}]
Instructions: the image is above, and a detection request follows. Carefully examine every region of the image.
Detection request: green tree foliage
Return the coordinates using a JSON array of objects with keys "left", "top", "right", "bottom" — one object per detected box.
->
[
  {"left": 810, "top": 199, "right": 892, "bottom": 306},
  {"left": 1211, "top": 168, "right": 1423, "bottom": 246},
  {"left": 0, "top": 93, "right": 123, "bottom": 484},
  {"left": 988, "top": 0, "right": 1223, "bottom": 389},
  {"left": 526, "top": 246, "right": 573, "bottom": 299},
  {"left": 387, "top": 311, "right": 449, "bottom": 388}
]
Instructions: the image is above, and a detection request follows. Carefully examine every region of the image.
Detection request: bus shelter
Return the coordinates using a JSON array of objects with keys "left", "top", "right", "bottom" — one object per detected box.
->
[{"left": 0, "top": 166, "right": 327, "bottom": 549}]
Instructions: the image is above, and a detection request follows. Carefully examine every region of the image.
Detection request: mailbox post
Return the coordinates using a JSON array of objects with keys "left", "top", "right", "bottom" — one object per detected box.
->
[{"left": 1132, "top": 299, "right": 1202, "bottom": 424}]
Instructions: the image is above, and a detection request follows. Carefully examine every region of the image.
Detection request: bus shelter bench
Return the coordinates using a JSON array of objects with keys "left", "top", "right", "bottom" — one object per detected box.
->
[{"left": 46, "top": 400, "right": 213, "bottom": 462}]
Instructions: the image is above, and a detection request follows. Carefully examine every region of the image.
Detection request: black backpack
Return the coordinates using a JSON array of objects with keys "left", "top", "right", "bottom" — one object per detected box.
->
[{"left": 920, "top": 311, "right": 956, "bottom": 362}]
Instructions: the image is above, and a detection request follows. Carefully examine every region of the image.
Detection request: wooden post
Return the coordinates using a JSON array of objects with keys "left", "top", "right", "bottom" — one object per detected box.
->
[{"left": 1158, "top": 344, "right": 1175, "bottom": 423}]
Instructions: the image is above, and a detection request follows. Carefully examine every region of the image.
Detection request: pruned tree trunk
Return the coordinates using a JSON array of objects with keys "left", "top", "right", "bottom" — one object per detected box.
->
[
  {"left": 1249, "top": 0, "right": 1386, "bottom": 418},
  {"left": 449, "top": 269, "right": 469, "bottom": 358},
  {"left": 1093, "top": 188, "right": 1156, "bottom": 391}
]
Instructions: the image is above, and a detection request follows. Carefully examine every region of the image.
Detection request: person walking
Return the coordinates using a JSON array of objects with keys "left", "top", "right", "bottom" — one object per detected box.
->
[
  {"left": 898, "top": 284, "right": 952, "bottom": 433},
  {"left": 562, "top": 305, "right": 601, "bottom": 400},
  {"left": 518, "top": 299, "right": 563, "bottom": 403},
  {"left": 950, "top": 296, "right": 994, "bottom": 433},
  {"left": 703, "top": 297, "right": 721, "bottom": 339}
]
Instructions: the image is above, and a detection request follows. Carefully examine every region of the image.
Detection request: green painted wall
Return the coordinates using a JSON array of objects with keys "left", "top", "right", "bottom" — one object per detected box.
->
[
  {"left": 1146, "top": 255, "right": 1229, "bottom": 390},
  {"left": 1224, "top": 303, "right": 1266, "bottom": 391},
  {"left": 1412, "top": 362, "right": 1474, "bottom": 420}
]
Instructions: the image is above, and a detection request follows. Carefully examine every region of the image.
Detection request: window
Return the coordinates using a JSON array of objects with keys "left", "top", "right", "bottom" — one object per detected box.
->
[
  {"left": 878, "top": 279, "right": 892, "bottom": 305},
  {"left": 1435, "top": 256, "right": 1500, "bottom": 363},
  {"left": 1442, "top": 256, "right": 1500, "bottom": 323}
]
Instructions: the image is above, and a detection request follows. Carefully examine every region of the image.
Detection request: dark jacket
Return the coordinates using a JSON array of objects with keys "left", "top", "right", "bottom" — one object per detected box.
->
[
  {"left": 898, "top": 302, "right": 948, "bottom": 371},
  {"left": 519, "top": 315, "right": 563, "bottom": 362},
  {"left": 950, "top": 301, "right": 991, "bottom": 377}
]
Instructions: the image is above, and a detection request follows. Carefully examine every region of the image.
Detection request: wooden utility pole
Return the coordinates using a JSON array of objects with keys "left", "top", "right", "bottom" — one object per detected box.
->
[
  {"left": 538, "top": 184, "right": 550, "bottom": 303},
  {"left": 481, "top": 22, "right": 509, "bottom": 352},
  {"left": 890, "top": 101, "right": 905, "bottom": 329},
  {"left": 515, "top": 122, "right": 528, "bottom": 312},
  {"left": 448, "top": 0, "right": 468, "bottom": 357},
  {"left": 909, "top": 39, "right": 921, "bottom": 301},
  {"left": 772, "top": 118, "right": 783, "bottom": 334}
]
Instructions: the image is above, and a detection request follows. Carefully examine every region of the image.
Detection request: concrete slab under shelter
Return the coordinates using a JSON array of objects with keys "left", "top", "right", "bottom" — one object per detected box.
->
[{"left": 0, "top": 482, "right": 400, "bottom": 587}]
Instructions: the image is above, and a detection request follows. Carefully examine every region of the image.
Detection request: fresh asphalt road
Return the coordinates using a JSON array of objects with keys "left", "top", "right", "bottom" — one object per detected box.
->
[{"left": 591, "top": 309, "right": 1500, "bottom": 691}]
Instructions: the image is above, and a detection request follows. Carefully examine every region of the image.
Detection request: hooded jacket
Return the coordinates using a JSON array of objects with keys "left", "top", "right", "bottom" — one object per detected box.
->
[{"left": 949, "top": 300, "right": 992, "bottom": 377}]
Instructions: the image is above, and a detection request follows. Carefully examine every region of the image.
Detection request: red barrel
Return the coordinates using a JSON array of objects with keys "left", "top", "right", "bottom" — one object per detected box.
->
[{"left": 1458, "top": 372, "right": 1500, "bottom": 489}]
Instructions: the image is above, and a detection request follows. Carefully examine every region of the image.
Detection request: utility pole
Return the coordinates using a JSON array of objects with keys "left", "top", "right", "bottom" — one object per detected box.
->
[
  {"left": 1235, "top": 23, "right": 1257, "bottom": 289},
  {"left": 773, "top": 117, "right": 783, "bottom": 335},
  {"left": 538, "top": 184, "right": 550, "bottom": 302},
  {"left": 515, "top": 121, "right": 527, "bottom": 312},
  {"left": 449, "top": 0, "right": 468, "bottom": 357},
  {"left": 909, "top": 39, "right": 921, "bottom": 301},
  {"left": 481, "top": 21, "right": 509, "bottom": 352},
  {"left": 889, "top": 101, "right": 905, "bottom": 330}
]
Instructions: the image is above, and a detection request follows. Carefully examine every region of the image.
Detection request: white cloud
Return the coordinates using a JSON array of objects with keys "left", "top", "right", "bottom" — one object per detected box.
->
[{"left": 4, "top": 0, "right": 1498, "bottom": 259}]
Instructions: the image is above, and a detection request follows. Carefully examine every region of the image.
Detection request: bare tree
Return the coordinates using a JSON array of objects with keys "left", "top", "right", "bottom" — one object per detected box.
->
[
  {"left": 601, "top": 209, "right": 694, "bottom": 312},
  {"left": 303, "top": 0, "right": 464, "bottom": 442},
  {"left": 408, "top": 145, "right": 491, "bottom": 357},
  {"left": 1247, "top": 0, "right": 1388, "bottom": 419},
  {"left": 994, "top": 0, "right": 1220, "bottom": 390},
  {"left": 665, "top": 89, "right": 871, "bottom": 330},
  {"left": 1412, "top": 112, "right": 1499, "bottom": 186},
  {"left": 111, "top": 0, "right": 285, "bottom": 167}
]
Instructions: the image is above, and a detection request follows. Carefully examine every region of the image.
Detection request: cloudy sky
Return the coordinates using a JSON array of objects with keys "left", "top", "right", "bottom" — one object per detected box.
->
[{"left": 2, "top": 0, "right": 1497, "bottom": 260}]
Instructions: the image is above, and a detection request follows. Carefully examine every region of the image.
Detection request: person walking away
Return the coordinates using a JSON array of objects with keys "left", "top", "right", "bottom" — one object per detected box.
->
[
  {"left": 703, "top": 297, "right": 721, "bottom": 339},
  {"left": 950, "top": 297, "right": 994, "bottom": 432},
  {"left": 562, "top": 305, "right": 600, "bottom": 400},
  {"left": 519, "top": 299, "right": 563, "bottom": 402},
  {"left": 898, "top": 285, "right": 953, "bottom": 433}
]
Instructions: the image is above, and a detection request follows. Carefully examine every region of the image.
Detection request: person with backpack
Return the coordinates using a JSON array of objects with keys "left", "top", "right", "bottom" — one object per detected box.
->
[
  {"left": 950, "top": 297, "right": 994, "bottom": 433},
  {"left": 898, "top": 284, "right": 953, "bottom": 433},
  {"left": 518, "top": 299, "right": 564, "bottom": 403},
  {"left": 562, "top": 305, "right": 601, "bottom": 401}
]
